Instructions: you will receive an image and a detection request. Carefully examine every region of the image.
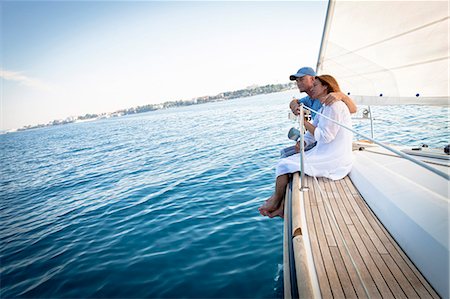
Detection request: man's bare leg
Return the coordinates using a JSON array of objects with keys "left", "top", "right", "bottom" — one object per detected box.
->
[{"left": 259, "top": 174, "right": 289, "bottom": 216}]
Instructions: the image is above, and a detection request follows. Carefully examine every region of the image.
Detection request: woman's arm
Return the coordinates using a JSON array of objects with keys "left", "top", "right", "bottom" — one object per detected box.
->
[{"left": 323, "top": 92, "right": 357, "bottom": 114}]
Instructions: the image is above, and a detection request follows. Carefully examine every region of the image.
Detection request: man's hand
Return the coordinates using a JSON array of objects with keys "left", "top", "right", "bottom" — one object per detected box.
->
[
  {"left": 290, "top": 98, "right": 311, "bottom": 119},
  {"left": 290, "top": 99, "right": 300, "bottom": 115}
]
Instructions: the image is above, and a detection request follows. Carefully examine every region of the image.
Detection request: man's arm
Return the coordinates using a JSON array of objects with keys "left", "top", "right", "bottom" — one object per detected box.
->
[{"left": 324, "top": 92, "right": 357, "bottom": 114}]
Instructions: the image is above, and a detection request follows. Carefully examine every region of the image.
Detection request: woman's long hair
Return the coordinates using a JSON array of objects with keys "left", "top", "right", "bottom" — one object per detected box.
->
[{"left": 315, "top": 75, "right": 341, "bottom": 94}]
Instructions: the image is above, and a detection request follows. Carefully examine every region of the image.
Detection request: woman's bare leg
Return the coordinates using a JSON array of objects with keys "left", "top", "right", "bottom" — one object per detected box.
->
[{"left": 268, "top": 198, "right": 285, "bottom": 218}]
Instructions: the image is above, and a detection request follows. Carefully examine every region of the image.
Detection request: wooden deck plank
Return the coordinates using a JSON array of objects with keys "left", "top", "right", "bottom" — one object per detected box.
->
[
  {"left": 343, "top": 177, "right": 440, "bottom": 299},
  {"left": 320, "top": 179, "right": 381, "bottom": 298},
  {"left": 311, "top": 197, "right": 345, "bottom": 298},
  {"left": 303, "top": 176, "right": 333, "bottom": 298},
  {"left": 321, "top": 179, "right": 373, "bottom": 299},
  {"left": 381, "top": 254, "right": 421, "bottom": 298},
  {"left": 310, "top": 175, "right": 343, "bottom": 298},
  {"left": 329, "top": 179, "right": 353, "bottom": 225},
  {"left": 316, "top": 178, "right": 337, "bottom": 247},
  {"left": 338, "top": 176, "right": 410, "bottom": 297},
  {"left": 339, "top": 180, "right": 418, "bottom": 298},
  {"left": 334, "top": 180, "right": 410, "bottom": 298},
  {"left": 346, "top": 224, "right": 397, "bottom": 298},
  {"left": 297, "top": 174, "right": 440, "bottom": 299},
  {"left": 321, "top": 178, "right": 361, "bottom": 299},
  {"left": 339, "top": 178, "right": 418, "bottom": 298},
  {"left": 344, "top": 177, "right": 440, "bottom": 298},
  {"left": 338, "top": 179, "right": 388, "bottom": 255},
  {"left": 329, "top": 246, "right": 358, "bottom": 299}
]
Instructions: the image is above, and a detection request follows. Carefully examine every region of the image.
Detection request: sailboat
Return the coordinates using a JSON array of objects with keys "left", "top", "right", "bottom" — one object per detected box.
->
[{"left": 283, "top": 1, "right": 449, "bottom": 298}]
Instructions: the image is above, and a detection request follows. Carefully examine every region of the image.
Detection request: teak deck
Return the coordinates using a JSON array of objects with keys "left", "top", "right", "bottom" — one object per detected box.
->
[{"left": 284, "top": 173, "right": 439, "bottom": 299}]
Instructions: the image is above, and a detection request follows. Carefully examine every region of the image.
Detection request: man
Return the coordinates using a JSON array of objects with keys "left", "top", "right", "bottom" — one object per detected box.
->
[{"left": 280, "top": 67, "right": 357, "bottom": 158}]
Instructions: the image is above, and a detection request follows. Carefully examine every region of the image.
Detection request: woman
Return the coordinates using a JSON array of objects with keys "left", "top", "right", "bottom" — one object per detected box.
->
[{"left": 259, "top": 75, "right": 353, "bottom": 218}]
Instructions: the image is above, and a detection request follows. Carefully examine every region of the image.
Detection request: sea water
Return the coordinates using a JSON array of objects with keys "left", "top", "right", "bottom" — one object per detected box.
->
[{"left": 1, "top": 90, "right": 448, "bottom": 298}]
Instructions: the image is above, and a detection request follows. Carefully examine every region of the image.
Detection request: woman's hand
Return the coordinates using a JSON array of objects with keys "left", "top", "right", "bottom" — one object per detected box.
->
[
  {"left": 295, "top": 141, "right": 300, "bottom": 153},
  {"left": 323, "top": 92, "right": 341, "bottom": 105},
  {"left": 322, "top": 92, "right": 357, "bottom": 113},
  {"left": 295, "top": 141, "right": 307, "bottom": 153}
]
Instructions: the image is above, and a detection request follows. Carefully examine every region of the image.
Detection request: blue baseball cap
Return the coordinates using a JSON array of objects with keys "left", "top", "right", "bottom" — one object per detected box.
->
[{"left": 289, "top": 67, "right": 316, "bottom": 81}]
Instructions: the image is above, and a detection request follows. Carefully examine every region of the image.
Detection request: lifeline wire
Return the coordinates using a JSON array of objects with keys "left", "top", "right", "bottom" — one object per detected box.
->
[{"left": 302, "top": 105, "right": 449, "bottom": 180}]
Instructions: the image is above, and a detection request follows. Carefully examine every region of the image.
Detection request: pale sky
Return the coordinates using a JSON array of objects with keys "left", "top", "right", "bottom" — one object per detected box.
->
[{"left": 1, "top": 1, "right": 328, "bottom": 131}]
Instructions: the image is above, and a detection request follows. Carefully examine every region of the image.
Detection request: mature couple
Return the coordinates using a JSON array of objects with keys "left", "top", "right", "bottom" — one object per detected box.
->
[{"left": 259, "top": 67, "right": 356, "bottom": 218}]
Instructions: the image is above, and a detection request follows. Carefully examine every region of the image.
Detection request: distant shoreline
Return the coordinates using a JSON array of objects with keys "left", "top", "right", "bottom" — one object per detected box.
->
[{"left": 5, "top": 83, "right": 296, "bottom": 134}]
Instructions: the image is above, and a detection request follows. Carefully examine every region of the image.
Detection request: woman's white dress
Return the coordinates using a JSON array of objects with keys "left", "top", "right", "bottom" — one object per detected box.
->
[{"left": 276, "top": 101, "right": 353, "bottom": 180}]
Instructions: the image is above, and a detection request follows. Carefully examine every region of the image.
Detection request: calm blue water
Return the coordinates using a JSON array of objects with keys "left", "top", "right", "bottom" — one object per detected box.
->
[{"left": 1, "top": 90, "right": 448, "bottom": 298}]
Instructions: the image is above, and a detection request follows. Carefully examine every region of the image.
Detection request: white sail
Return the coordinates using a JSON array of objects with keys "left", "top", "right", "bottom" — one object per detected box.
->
[{"left": 316, "top": 0, "right": 449, "bottom": 105}]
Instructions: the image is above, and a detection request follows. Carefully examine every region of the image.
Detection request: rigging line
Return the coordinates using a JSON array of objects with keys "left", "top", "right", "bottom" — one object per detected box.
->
[
  {"left": 302, "top": 105, "right": 450, "bottom": 181},
  {"left": 310, "top": 175, "right": 371, "bottom": 298},
  {"left": 326, "top": 16, "right": 450, "bottom": 61},
  {"left": 338, "top": 56, "right": 450, "bottom": 79}
]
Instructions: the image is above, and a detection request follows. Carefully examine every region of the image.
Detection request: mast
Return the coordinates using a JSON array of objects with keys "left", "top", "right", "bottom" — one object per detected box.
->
[{"left": 315, "top": 0, "right": 335, "bottom": 74}]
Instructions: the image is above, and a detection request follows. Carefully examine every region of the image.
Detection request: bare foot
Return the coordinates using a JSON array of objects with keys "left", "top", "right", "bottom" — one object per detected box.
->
[
  {"left": 268, "top": 203, "right": 284, "bottom": 218},
  {"left": 258, "top": 195, "right": 280, "bottom": 216}
]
